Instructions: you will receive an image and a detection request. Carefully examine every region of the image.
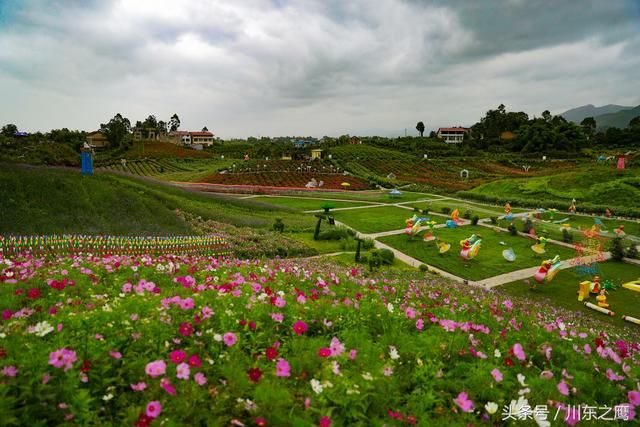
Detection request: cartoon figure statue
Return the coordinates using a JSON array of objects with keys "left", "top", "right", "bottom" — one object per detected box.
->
[
  {"left": 548, "top": 208, "right": 556, "bottom": 220},
  {"left": 533, "top": 255, "right": 562, "bottom": 283},
  {"left": 605, "top": 208, "right": 612, "bottom": 218},
  {"left": 531, "top": 236, "right": 548, "bottom": 254},
  {"left": 568, "top": 198, "right": 577, "bottom": 213},
  {"left": 504, "top": 202, "right": 512, "bottom": 216},
  {"left": 614, "top": 225, "right": 626, "bottom": 237},
  {"left": 459, "top": 234, "right": 482, "bottom": 260},
  {"left": 422, "top": 221, "right": 437, "bottom": 241},
  {"left": 451, "top": 209, "right": 463, "bottom": 224},
  {"left": 596, "top": 289, "right": 609, "bottom": 308},
  {"left": 436, "top": 239, "right": 451, "bottom": 254}
]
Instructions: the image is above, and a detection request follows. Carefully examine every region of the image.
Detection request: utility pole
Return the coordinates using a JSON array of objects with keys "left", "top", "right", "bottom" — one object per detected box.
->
[{"left": 404, "top": 128, "right": 407, "bottom": 137}]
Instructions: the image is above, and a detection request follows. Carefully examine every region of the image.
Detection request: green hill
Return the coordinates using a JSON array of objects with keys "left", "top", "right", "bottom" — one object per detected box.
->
[
  {"left": 0, "top": 164, "right": 311, "bottom": 235},
  {"left": 594, "top": 104, "right": 640, "bottom": 129}
]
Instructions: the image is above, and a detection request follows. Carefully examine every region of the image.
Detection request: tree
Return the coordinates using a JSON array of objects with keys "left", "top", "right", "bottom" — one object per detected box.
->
[
  {"left": 580, "top": 116, "right": 596, "bottom": 139},
  {"left": 629, "top": 116, "right": 640, "bottom": 128},
  {"left": 541, "top": 110, "right": 552, "bottom": 122},
  {"left": 202, "top": 126, "right": 209, "bottom": 132},
  {"left": 169, "top": 113, "right": 181, "bottom": 132},
  {"left": 416, "top": 121, "right": 425, "bottom": 137},
  {"left": 1, "top": 124, "right": 18, "bottom": 137},
  {"left": 100, "top": 113, "right": 131, "bottom": 149}
]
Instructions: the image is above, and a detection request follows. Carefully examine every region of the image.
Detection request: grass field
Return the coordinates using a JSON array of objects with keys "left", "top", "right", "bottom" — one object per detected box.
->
[
  {"left": 403, "top": 198, "right": 530, "bottom": 219},
  {"left": 379, "top": 225, "right": 578, "bottom": 280},
  {"left": 0, "top": 165, "right": 314, "bottom": 235},
  {"left": 251, "top": 196, "right": 376, "bottom": 211},
  {"left": 465, "top": 166, "right": 640, "bottom": 210},
  {"left": 498, "top": 261, "right": 640, "bottom": 328},
  {"left": 274, "top": 190, "right": 433, "bottom": 203},
  {"left": 331, "top": 206, "right": 427, "bottom": 234}
]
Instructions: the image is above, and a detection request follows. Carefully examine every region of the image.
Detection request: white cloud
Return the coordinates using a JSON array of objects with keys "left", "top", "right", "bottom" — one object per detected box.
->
[{"left": 0, "top": 0, "right": 638, "bottom": 136}]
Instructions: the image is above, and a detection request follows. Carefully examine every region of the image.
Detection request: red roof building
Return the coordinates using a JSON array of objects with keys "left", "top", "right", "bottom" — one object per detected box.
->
[{"left": 436, "top": 127, "right": 468, "bottom": 144}]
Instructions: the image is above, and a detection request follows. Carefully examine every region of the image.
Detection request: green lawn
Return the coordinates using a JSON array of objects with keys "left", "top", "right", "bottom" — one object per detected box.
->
[
  {"left": 498, "top": 261, "right": 640, "bottom": 328},
  {"left": 286, "top": 232, "right": 348, "bottom": 254},
  {"left": 251, "top": 196, "right": 375, "bottom": 211},
  {"left": 496, "top": 212, "right": 640, "bottom": 250},
  {"left": 275, "top": 190, "right": 433, "bottom": 203},
  {"left": 404, "top": 199, "right": 531, "bottom": 219},
  {"left": 331, "top": 206, "right": 431, "bottom": 234},
  {"left": 379, "top": 225, "right": 578, "bottom": 281}
]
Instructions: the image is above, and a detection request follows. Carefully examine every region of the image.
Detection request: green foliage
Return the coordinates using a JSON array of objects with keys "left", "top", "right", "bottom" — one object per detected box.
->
[
  {"left": 273, "top": 218, "right": 285, "bottom": 233},
  {"left": 416, "top": 121, "right": 425, "bottom": 137},
  {"left": 522, "top": 218, "right": 533, "bottom": 233},
  {"left": 610, "top": 237, "right": 625, "bottom": 261},
  {"left": 1, "top": 123, "right": 18, "bottom": 136},
  {"left": 441, "top": 207, "right": 451, "bottom": 214},
  {"left": 100, "top": 113, "right": 132, "bottom": 149},
  {"left": 463, "top": 209, "right": 472, "bottom": 220},
  {"left": 507, "top": 224, "right": 518, "bottom": 236},
  {"left": 562, "top": 228, "right": 573, "bottom": 244},
  {"left": 317, "top": 226, "right": 354, "bottom": 241},
  {"left": 419, "top": 264, "right": 429, "bottom": 272},
  {"left": 471, "top": 215, "right": 479, "bottom": 225},
  {"left": 626, "top": 243, "right": 638, "bottom": 259},
  {"left": 378, "top": 248, "right": 395, "bottom": 265},
  {"left": 490, "top": 216, "right": 498, "bottom": 225}
]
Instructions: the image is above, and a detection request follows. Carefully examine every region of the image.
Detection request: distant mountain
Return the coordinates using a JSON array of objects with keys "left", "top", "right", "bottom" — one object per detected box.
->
[
  {"left": 560, "top": 104, "right": 633, "bottom": 123},
  {"left": 593, "top": 104, "right": 640, "bottom": 130}
]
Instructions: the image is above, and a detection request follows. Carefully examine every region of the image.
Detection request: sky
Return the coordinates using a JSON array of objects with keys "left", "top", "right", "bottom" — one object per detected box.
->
[{"left": 1, "top": 0, "right": 639, "bottom": 138}]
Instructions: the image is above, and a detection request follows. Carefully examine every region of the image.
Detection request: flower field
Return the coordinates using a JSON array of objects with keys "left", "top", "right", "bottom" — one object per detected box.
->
[{"left": 1, "top": 253, "right": 639, "bottom": 426}]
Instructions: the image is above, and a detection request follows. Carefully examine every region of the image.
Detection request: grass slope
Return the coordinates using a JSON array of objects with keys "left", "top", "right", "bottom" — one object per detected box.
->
[
  {"left": 331, "top": 206, "right": 422, "bottom": 234},
  {"left": 0, "top": 165, "right": 313, "bottom": 235}
]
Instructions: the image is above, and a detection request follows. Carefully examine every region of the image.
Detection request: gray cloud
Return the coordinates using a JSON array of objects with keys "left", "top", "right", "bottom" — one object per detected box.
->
[{"left": 0, "top": 0, "right": 639, "bottom": 137}]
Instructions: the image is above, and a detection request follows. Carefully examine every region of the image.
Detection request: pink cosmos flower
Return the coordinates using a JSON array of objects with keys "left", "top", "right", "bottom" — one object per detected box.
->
[
  {"left": 512, "top": 343, "right": 526, "bottom": 361},
  {"left": 270, "top": 313, "right": 284, "bottom": 323},
  {"left": 276, "top": 358, "right": 291, "bottom": 377},
  {"left": 169, "top": 350, "right": 187, "bottom": 364},
  {"left": 176, "top": 363, "right": 190, "bottom": 380},
  {"left": 109, "top": 351, "right": 122, "bottom": 359},
  {"left": 48, "top": 348, "right": 77, "bottom": 371},
  {"left": 629, "top": 391, "right": 640, "bottom": 407},
  {"left": 319, "top": 416, "right": 331, "bottom": 427},
  {"left": 605, "top": 368, "right": 624, "bottom": 381},
  {"left": 274, "top": 297, "right": 286, "bottom": 308},
  {"left": 131, "top": 382, "right": 147, "bottom": 391},
  {"left": 383, "top": 366, "right": 393, "bottom": 376},
  {"left": 329, "top": 337, "right": 345, "bottom": 357},
  {"left": 145, "top": 360, "right": 167, "bottom": 377},
  {"left": 491, "top": 368, "right": 503, "bottom": 383},
  {"left": 349, "top": 349, "right": 357, "bottom": 360},
  {"left": 292, "top": 321, "right": 308, "bottom": 335},
  {"left": 178, "top": 322, "right": 193, "bottom": 337},
  {"left": 146, "top": 401, "right": 162, "bottom": 419},
  {"left": 318, "top": 348, "right": 331, "bottom": 358},
  {"left": 1, "top": 365, "right": 18, "bottom": 377},
  {"left": 223, "top": 332, "right": 237, "bottom": 347},
  {"left": 405, "top": 307, "right": 416, "bottom": 319},
  {"left": 201, "top": 306, "right": 213, "bottom": 319},
  {"left": 416, "top": 318, "right": 424, "bottom": 331},
  {"left": 453, "top": 391, "right": 474, "bottom": 413},
  {"left": 194, "top": 372, "right": 207, "bottom": 386},
  {"left": 557, "top": 380, "right": 569, "bottom": 396},
  {"left": 540, "top": 370, "right": 554, "bottom": 379}
]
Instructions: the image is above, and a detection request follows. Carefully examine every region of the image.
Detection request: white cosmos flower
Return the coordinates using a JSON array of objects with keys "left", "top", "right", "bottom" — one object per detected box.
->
[
  {"left": 310, "top": 379, "right": 323, "bottom": 394},
  {"left": 485, "top": 402, "right": 498, "bottom": 414}
]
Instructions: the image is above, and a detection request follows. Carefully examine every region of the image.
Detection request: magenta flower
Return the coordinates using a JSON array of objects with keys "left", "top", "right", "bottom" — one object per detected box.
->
[
  {"left": 145, "top": 360, "right": 167, "bottom": 377},
  {"left": 160, "top": 378, "right": 176, "bottom": 395},
  {"left": 169, "top": 350, "right": 187, "bottom": 364},
  {"left": 108, "top": 351, "right": 122, "bottom": 359},
  {"left": 176, "top": 362, "right": 190, "bottom": 380},
  {"left": 416, "top": 318, "right": 424, "bottom": 331},
  {"left": 453, "top": 391, "right": 474, "bottom": 413},
  {"left": 405, "top": 307, "right": 416, "bottom": 319},
  {"left": 292, "top": 320, "right": 308, "bottom": 335},
  {"left": 178, "top": 322, "right": 193, "bottom": 337},
  {"left": 491, "top": 368, "right": 503, "bottom": 383},
  {"left": 605, "top": 368, "right": 624, "bottom": 381},
  {"left": 223, "top": 332, "right": 237, "bottom": 347},
  {"left": 512, "top": 343, "right": 526, "bottom": 361},
  {"left": 349, "top": 349, "right": 357, "bottom": 360},
  {"left": 276, "top": 358, "right": 291, "bottom": 377},
  {"left": 188, "top": 354, "right": 202, "bottom": 368},
  {"left": 319, "top": 415, "right": 331, "bottom": 427},
  {"left": 318, "top": 348, "right": 331, "bottom": 358},
  {"left": 146, "top": 401, "right": 162, "bottom": 419}
]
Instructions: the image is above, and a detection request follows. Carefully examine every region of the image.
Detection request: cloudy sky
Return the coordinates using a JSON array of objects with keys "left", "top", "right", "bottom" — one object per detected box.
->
[{"left": 1, "top": 0, "right": 639, "bottom": 138}]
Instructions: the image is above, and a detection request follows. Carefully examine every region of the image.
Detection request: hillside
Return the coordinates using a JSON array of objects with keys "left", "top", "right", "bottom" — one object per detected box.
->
[
  {"left": 594, "top": 104, "right": 640, "bottom": 129},
  {"left": 0, "top": 165, "right": 314, "bottom": 235},
  {"left": 560, "top": 103, "right": 633, "bottom": 123}
]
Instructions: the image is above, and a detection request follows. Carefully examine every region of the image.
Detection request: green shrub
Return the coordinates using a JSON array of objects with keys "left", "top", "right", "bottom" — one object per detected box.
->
[
  {"left": 362, "top": 238, "right": 375, "bottom": 250},
  {"left": 463, "top": 209, "right": 472, "bottom": 220},
  {"left": 273, "top": 218, "right": 285, "bottom": 233},
  {"left": 441, "top": 207, "right": 451, "bottom": 214},
  {"left": 379, "top": 248, "right": 395, "bottom": 265},
  {"left": 562, "top": 228, "right": 573, "bottom": 243},
  {"left": 413, "top": 207, "right": 420, "bottom": 212},
  {"left": 419, "top": 264, "right": 429, "bottom": 272},
  {"left": 490, "top": 216, "right": 498, "bottom": 225},
  {"left": 522, "top": 218, "right": 533, "bottom": 234},
  {"left": 610, "top": 237, "right": 625, "bottom": 261},
  {"left": 471, "top": 215, "right": 479, "bottom": 225},
  {"left": 626, "top": 244, "right": 638, "bottom": 259},
  {"left": 368, "top": 250, "right": 382, "bottom": 271},
  {"left": 508, "top": 224, "right": 518, "bottom": 236},
  {"left": 317, "top": 226, "right": 353, "bottom": 241}
]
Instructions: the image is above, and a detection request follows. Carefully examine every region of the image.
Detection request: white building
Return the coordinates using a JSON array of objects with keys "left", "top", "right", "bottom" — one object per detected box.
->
[{"left": 436, "top": 127, "right": 467, "bottom": 144}]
